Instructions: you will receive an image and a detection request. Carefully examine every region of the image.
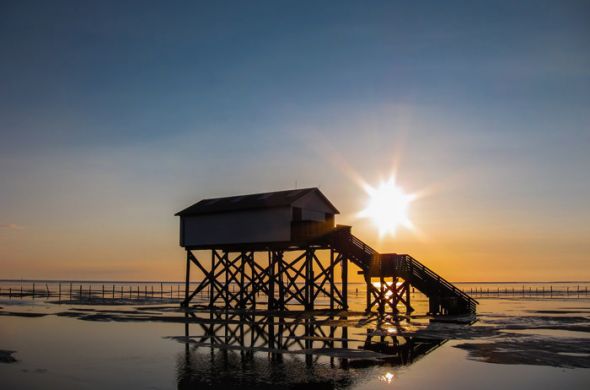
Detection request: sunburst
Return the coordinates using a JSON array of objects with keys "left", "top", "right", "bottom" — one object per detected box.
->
[{"left": 358, "top": 177, "right": 416, "bottom": 237}]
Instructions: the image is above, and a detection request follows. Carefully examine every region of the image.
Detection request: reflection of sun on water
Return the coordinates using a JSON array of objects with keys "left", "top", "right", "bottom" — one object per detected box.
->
[
  {"left": 379, "top": 372, "right": 396, "bottom": 384},
  {"left": 372, "top": 281, "right": 403, "bottom": 298},
  {"left": 358, "top": 177, "right": 416, "bottom": 237}
]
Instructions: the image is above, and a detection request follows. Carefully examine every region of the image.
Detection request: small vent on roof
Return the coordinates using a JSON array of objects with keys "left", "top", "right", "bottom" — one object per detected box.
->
[
  {"left": 287, "top": 189, "right": 303, "bottom": 197},
  {"left": 204, "top": 198, "right": 220, "bottom": 205},
  {"left": 258, "top": 193, "right": 273, "bottom": 200}
]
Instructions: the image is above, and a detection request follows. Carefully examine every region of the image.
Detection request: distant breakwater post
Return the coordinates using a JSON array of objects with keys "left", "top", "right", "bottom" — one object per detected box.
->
[{"left": 175, "top": 188, "right": 477, "bottom": 316}]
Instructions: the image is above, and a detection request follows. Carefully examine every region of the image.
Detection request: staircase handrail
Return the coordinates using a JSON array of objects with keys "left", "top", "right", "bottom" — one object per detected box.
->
[
  {"left": 399, "top": 254, "right": 478, "bottom": 304},
  {"left": 321, "top": 227, "right": 477, "bottom": 311}
]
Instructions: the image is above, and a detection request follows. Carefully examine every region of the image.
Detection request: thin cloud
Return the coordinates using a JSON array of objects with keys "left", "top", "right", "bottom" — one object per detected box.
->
[{"left": 0, "top": 223, "right": 25, "bottom": 230}]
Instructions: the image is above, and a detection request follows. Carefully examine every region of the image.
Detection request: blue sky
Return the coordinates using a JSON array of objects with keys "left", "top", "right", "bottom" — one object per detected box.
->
[{"left": 0, "top": 1, "right": 589, "bottom": 280}]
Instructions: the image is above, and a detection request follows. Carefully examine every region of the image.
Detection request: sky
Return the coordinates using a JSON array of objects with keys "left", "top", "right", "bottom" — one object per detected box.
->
[{"left": 0, "top": 0, "right": 589, "bottom": 282}]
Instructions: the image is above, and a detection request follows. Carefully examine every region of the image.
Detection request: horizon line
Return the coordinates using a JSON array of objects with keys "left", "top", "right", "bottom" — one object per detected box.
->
[{"left": 1, "top": 278, "right": 589, "bottom": 285}]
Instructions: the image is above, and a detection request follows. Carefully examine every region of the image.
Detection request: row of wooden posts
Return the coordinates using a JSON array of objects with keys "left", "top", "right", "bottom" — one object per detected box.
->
[
  {"left": 1, "top": 283, "right": 588, "bottom": 301},
  {"left": 0, "top": 283, "right": 191, "bottom": 301},
  {"left": 0, "top": 282, "right": 263, "bottom": 302},
  {"left": 468, "top": 285, "right": 589, "bottom": 297}
]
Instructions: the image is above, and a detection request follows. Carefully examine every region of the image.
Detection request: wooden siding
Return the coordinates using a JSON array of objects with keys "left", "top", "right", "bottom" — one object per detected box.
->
[{"left": 180, "top": 207, "right": 291, "bottom": 247}]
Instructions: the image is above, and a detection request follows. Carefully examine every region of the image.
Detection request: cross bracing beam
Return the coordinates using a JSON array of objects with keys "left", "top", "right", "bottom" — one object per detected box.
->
[{"left": 181, "top": 247, "right": 348, "bottom": 312}]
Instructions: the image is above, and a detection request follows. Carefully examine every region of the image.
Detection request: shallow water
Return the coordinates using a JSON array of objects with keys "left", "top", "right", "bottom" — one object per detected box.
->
[{"left": 1, "top": 284, "right": 590, "bottom": 389}]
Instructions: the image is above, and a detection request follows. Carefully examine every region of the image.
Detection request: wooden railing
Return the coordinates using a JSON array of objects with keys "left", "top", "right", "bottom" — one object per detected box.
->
[
  {"left": 397, "top": 255, "right": 478, "bottom": 307},
  {"left": 322, "top": 228, "right": 477, "bottom": 313}
]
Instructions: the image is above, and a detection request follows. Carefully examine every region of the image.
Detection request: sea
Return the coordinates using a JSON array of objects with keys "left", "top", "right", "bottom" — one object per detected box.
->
[{"left": 1, "top": 280, "right": 589, "bottom": 389}]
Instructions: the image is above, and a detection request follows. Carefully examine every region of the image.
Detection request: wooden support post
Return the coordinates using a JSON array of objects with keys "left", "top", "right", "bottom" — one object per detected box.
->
[
  {"left": 305, "top": 248, "right": 315, "bottom": 310},
  {"left": 268, "top": 314, "right": 275, "bottom": 357},
  {"left": 366, "top": 279, "right": 371, "bottom": 312},
  {"left": 342, "top": 255, "right": 348, "bottom": 310},
  {"left": 209, "top": 250, "right": 216, "bottom": 308},
  {"left": 268, "top": 251, "right": 275, "bottom": 311},
  {"left": 405, "top": 281, "right": 412, "bottom": 314},
  {"left": 278, "top": 251, "right": 285, "bottom": 310},
  {"left": 223, "top": 251, "right": 229, "bottom": 309},
  {"left": 182, "top": 250, "right": 190, "bottom": 307},
  {"left": 379, "top": 275, "right": 385, "bottom": 314},
  {"left": 329, "top": 249, "right": 335, "bottom": 311},
  {"left": 240, "top": 251, "right": 246, "bottom": 309}
]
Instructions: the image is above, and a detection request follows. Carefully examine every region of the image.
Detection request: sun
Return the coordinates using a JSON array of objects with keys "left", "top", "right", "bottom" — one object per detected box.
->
[{"left": 358, "top": 177, "right": 415, "bottom": 236}]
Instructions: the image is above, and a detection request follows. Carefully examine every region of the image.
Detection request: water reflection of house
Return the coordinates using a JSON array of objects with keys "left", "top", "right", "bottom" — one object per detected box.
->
[{"left": 177, "top": 311, "right": 446, "bottom": 389}]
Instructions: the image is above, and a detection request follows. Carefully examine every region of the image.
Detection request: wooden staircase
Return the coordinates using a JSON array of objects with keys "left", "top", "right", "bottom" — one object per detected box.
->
[{"left": 323, "top": 226, "right": 477, "bottom": 315}]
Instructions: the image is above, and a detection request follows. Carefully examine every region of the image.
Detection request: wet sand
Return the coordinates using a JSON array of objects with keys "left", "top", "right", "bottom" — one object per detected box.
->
[{"left": 1, "top": 291, "right": 589, "bottom": 389}]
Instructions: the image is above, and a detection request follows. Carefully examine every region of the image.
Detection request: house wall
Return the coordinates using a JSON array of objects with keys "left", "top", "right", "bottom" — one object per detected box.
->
[
  {"left": 301, "top": 208, "right": 326, "bottom": 222},
  {"left": 180, "top": 207, "right": 292, "bottom": 247},
  {"left": 293, "top": 191, "right": 336, "bottom": 223},
  {"left": 292, "top": 191, "right": 335, "bottom": 213}
]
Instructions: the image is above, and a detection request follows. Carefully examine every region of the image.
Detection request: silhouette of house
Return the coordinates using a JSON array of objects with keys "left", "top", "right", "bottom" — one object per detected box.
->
[{"left": 175, "top": 188, "right": 339, "bottom": 248}]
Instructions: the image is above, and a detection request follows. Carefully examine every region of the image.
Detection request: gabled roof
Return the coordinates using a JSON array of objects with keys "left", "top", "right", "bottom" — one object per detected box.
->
[{"left": 175, "top": 187, "right": 339, "bottom": 216}]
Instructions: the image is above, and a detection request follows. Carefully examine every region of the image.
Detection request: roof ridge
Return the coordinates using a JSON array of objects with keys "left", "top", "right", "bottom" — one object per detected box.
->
[
  {"left": 175, "top": 187, "right": 341, "bottom": 216},
  {"left": 199, "top": 187, "right": 317, "bottom": 202}
]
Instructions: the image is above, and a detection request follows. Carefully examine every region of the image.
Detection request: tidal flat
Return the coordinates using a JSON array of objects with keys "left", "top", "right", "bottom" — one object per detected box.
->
[{"left": 1, "top": 286, "right": 589, "bottom": 389}]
